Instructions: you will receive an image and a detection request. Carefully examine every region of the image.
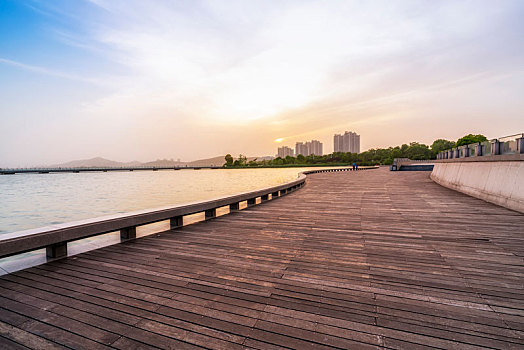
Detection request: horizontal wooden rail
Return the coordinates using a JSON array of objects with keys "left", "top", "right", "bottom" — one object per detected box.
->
[
  {"left": 0, "top": 166, "right": 378, "bottom": 260},
  {"left": 0, "top": 166, "right": 222, "bottom": 175}
]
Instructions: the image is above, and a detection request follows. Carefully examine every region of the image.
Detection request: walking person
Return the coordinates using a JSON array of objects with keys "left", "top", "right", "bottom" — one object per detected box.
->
[{"left": 352, "top": 162, "right": 356, "bottom": 171}]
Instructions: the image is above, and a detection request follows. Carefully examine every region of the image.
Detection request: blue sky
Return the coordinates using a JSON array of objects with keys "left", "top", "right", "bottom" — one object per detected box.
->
[{"left": 1, "top": 0, "right": 523, "bottom": 166}]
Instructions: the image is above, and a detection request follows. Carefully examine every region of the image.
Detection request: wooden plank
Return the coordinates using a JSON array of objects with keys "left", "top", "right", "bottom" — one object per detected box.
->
[{"left": 0, "top": 168, "right": 523, "bottom": 349}]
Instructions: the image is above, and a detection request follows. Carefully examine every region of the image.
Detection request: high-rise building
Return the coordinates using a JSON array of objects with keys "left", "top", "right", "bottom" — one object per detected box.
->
[
  {"left": 277, "top": 146, "right": 294, "bottom": 158},
  {"left": 309, "top": 140, "right": 323, "bottom": 156},
  {"left": 334, "top": 134, "right": 343, "bottom": 153},
  {"left": 296, "top": 140, "right": 323, "bottom": 156},
  {"left": 333, "top": 131, "right": 360, "bottom": 153},
  {"left": 295, "top": 142, "right": 307, "bottom": 156}
]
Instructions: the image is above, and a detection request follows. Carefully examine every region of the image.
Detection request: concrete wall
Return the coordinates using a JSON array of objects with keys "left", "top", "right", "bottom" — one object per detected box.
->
[{"left": 431, "top": 161, "right": 524, "bottom": 213}]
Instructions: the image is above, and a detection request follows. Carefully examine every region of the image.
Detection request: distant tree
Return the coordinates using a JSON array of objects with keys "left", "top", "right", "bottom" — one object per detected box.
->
[
  {"left": 296, "top": 154, "right": 306, "bottom": 163},
  {"left": 232, "top": 154, "right": 247, "bottom": 166},
  {"left": 273, "top": 157, "right": 284, "bottom": 165},
  {"left": 284, "top": 155, "right": 295, "bottom": 165},
  {"left": 224, "top": 154, "right": 234, "bottom": 167},
  {"left": 238, "top": 154, "right": 247, "bottom": 165},
  {"left": 455, "top": 134, "right": 487, "bottom": 147},
  {"left": 404, "top": 142, "right": 432, "bottom": 160},
  {"left": 391, "top": 147, "right": 402, "bottom": 159},
  {"left": 431, "top": 139, "right": 455, "bottom": 154}
]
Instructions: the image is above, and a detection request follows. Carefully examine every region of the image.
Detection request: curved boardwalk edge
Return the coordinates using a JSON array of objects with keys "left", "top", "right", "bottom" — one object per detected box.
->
[
  {"left": 0, "top": 166, "right": 378, "bottom": 262},
  {"left": 0, "top": 167, "right": 522, "bottom": 349}
]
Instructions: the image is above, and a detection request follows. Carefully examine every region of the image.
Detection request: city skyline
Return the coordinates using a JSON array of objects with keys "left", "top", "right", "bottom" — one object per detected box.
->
[{"left": 1, "top": 1, "right": 524, "bottom": 167}]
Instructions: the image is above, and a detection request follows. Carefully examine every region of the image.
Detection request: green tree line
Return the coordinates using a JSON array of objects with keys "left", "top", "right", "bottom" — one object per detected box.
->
[{"left": 223, "top": 134, "right": 487, "bottom": 167}]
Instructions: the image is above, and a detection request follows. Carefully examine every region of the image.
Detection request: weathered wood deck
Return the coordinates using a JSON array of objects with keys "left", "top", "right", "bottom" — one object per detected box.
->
[{"left": 0, "top": 168, "right": 523, "bottom": 349}]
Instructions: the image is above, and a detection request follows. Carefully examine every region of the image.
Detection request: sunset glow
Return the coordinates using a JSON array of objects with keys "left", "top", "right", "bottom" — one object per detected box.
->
[{"left": 1, "top": 0, "right": 523, "bottom": 166}]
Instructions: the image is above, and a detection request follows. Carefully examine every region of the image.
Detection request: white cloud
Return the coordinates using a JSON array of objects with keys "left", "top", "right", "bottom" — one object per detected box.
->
[
  {"left": 3, "top": 0, "right": 523, "bottom": 165},
  {"left": 73, "top": 0, "right": 520, "bottom": 124}
]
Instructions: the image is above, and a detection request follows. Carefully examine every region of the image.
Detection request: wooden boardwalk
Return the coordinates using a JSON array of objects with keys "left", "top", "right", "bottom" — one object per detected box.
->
[{"left": 0, "top": 168, "right": 523, "bottom": 349}]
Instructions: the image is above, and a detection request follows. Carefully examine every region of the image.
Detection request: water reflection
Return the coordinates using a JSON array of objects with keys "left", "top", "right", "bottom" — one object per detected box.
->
[{"left": 0, "top": 167, "right": 321, "bottom": 233}]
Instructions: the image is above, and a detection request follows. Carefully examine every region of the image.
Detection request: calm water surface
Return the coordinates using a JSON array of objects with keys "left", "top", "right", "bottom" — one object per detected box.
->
[{"left": 0, "top": 167, "right": 328, "bottom": 234}]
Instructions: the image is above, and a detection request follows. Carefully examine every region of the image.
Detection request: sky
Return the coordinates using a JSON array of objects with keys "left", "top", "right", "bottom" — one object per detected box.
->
[{"left": 1, "top": 0, "right": 523, "bottom": 166}]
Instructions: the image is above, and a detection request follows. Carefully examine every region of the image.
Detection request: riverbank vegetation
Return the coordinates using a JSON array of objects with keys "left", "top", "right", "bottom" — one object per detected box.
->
[{"left": 224, "top": 134, "right": 486, "bottom": 167}]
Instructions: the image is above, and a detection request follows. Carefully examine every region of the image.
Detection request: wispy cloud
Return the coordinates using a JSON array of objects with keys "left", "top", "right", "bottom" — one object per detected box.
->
[
  {"left": 0, "top": 57, "right": 106, "bottom": 85},
  {"left": 1, "top": 0, "right": 523, "bottom": 165}
]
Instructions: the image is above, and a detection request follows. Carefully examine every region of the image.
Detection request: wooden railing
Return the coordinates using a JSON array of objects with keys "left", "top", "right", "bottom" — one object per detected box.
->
[{"left": 0, "top": 166, "right": 378, "bottom": 261}]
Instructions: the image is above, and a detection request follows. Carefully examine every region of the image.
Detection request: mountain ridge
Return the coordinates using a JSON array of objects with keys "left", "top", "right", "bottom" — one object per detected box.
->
[{"left": 50, "top": 155, "right": 274, "bottom": 168}]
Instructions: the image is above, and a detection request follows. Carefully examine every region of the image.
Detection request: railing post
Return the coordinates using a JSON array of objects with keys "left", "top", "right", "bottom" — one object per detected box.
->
[
  {"left": 229, "top": 202, "right": 240, "bottom": 212},
  {"left": 170, "top": 216, "right": 183, "bottom": 229},
  {"left": 120, "top": 227, "right": 136, "bottom": 241},
  {"left": 517, "top": 137, "right": 524, "bottom": 154},
  {"left": 491, "top": 140, "right": 501, "bottom": 155},
  {"left": 205, "top": 208, "right": 216, "bottom": 219},
  {"left": 46, "top": 242, "right": 67, "bottom": 259},
  {"left": 475, "top": 143, "right": 482, "bottom": 156}
]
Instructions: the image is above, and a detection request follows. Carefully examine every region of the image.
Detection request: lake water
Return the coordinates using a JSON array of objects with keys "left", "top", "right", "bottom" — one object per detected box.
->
[{"left": 0, "top": 167, "right": 328, "bottom": 234}]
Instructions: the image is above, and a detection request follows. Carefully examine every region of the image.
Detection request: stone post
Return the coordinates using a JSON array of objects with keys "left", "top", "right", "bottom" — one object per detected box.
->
[
  {"left": 475, "top": 143, "right": 482, "bottom": 157},
  {"left": 517, "top": 137, "right": 524, "bottom": 154},
  {"left": 491, "top": 140, "right": 501, "bottom": 155}
]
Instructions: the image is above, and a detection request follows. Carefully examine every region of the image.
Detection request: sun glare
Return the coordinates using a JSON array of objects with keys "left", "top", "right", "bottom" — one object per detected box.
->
[{"left": 274, "top": 138, "right": 284, "bottom": 143}]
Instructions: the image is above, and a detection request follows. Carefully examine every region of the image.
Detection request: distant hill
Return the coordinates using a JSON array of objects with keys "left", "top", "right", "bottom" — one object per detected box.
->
[
  {"left": 50, "top": 155, "right": 274, "bottom": 168},
  {"left": 185, "top": 156, "right": 230, "bottom": 167},
  {"left": 52, "top": 157, "right": 142, "bottom": 168}
]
